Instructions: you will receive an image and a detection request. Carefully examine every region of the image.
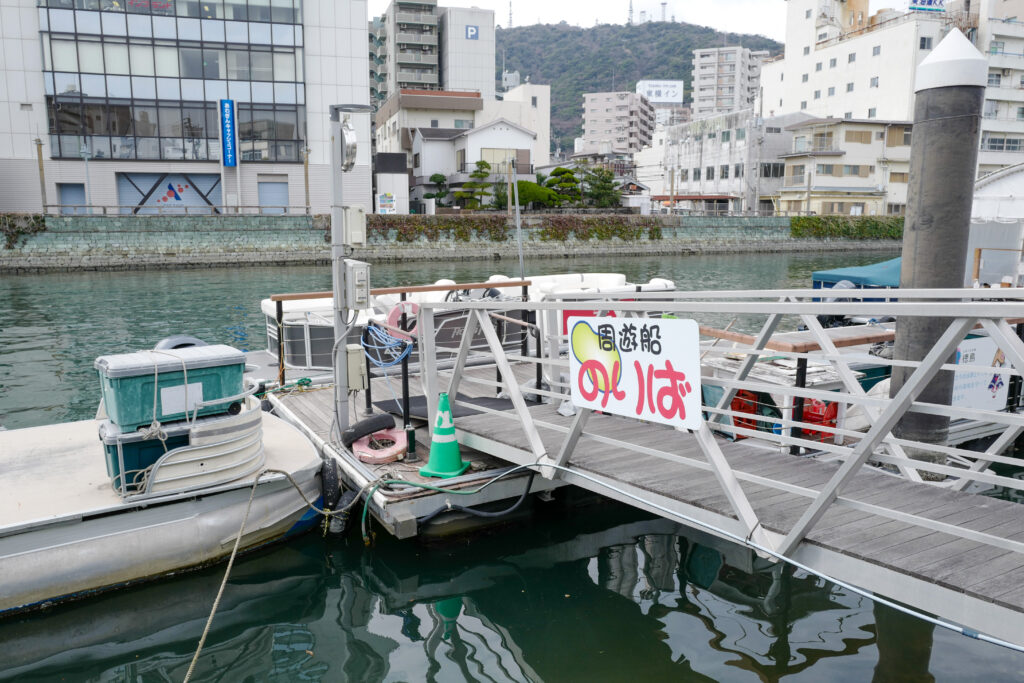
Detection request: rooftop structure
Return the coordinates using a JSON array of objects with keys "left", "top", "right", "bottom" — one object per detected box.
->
[{"left": 690, "top": 47, "right": 769, "bottom": 118}]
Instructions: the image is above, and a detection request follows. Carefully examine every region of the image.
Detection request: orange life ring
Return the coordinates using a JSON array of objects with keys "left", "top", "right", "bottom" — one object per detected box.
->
[
  {"left": 353, "top": 427, "right": 408, "bottom": 464},
  {"left": 386, "top": 301, "right": 419, "bottom": 341}
]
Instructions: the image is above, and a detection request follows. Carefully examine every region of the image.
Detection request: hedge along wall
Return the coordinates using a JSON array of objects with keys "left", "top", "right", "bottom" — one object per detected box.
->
[{"left": 1, "top": 212, "right": 901, "bottom": 272}]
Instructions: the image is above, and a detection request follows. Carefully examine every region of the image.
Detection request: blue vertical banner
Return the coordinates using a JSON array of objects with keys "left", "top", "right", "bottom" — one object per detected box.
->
[{"left": 220, "top": 99, "right": 237, "bottom": 167}]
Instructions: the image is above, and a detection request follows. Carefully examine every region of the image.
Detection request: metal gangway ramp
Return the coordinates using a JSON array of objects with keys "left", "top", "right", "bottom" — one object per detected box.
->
[{"left": 414, "top": 288, "right": 1024, "bottom": 648}]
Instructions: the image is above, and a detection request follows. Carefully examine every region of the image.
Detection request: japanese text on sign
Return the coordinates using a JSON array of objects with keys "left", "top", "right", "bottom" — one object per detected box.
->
[
  {"left": 568, "top": 316, "right": 702, "bottom": 429},
  {"left": 220, "top": 99, "right": 237, "bottom": 168}
]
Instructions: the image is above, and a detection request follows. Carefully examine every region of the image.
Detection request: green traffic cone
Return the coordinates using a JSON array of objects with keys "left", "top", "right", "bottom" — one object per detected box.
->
[{"left": 419, "top": 392, "right": 470, "bottom": 478}]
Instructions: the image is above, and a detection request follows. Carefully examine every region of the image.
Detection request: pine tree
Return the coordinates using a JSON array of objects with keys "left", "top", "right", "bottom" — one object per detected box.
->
[{"left": 455, "top": 160, "right": 492, "bottom": 209}]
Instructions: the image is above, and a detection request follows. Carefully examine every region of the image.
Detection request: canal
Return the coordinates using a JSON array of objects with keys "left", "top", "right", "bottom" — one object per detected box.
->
[{"left": 2, "top": 249, "right": 1021, "bottom": 680}]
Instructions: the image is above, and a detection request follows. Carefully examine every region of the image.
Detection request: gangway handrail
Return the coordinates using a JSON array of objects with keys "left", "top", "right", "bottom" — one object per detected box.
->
[{"left": 268, "top": 279, "right": 532, "bottom": 303}]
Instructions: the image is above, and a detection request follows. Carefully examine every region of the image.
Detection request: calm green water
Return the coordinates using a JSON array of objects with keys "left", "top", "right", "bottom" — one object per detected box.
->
[{"left": 3, "top": 250, "right": 1021, "bottom": 681}]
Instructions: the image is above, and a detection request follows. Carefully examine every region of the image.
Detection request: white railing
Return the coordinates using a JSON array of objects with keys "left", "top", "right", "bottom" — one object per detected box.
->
[{"left": 417, "top": 289, "right": 1024, "bottom": 558}]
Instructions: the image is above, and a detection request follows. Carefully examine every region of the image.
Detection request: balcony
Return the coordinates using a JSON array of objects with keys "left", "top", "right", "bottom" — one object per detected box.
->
[
  {"left": 988, "top": 52, "right": 1024, "bottom": 70},
  {"left": 989, "top": 16, "right": 1024, "bottom": 39},
  {"left": 396, "top": 32, "right": 438, "bottom": 46},
  {"left": 396, "top": 51, "right": 438, "bottom": 66},
  {"left": 783, "top": 174, "right": 807, "bottom": 187},
  {"left": 396, "top": 70, "right": 439, "bottom": 85},
  {"left": 396, "top": 11, "right": 438, "bottom": 26}
]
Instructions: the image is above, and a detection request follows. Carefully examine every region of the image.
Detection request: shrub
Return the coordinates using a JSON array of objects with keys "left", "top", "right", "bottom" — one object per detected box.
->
[
  {"left": 791, "top": 215, "right": 903, "bottom": 240},
  {"left": 1, "top": 214, "right": 46, "bottom": 249},
  {"left": 537, "top": 215, "right": 661, "bottom": 242},
  {"left": 365, "top": 215, "right": 509, "bottom": 243}
]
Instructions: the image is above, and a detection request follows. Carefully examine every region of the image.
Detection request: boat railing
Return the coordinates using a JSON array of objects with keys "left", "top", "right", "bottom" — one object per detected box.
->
[{"left": 416, "top": 288, "right": 1024, "bottom": 557}]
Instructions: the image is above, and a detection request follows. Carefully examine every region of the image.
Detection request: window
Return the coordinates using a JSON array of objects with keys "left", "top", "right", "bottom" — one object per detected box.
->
[
  {"left": 454, "top": 119, "right": 473, "bottom": 129},
  {"left": 803, "top": 46, "right": 810, "bottom": 55},
  {"left": 721, "top": 130, "right": 731, "bottom": 142},
  {"left": 766, "top": 126, "right": 781, "bottom": 134},
  {"left": 531, "top": 96, "right": 537, "bottom": 107},
  {"left": 816, "top": 164, "right": 834, "bottom": 175},
  {"left": 867, "top": 108, "right": 876, "bottom": 118},
  {"left": 816, "top": 62, "right": 822, "bottom": 72},
  {"left": 887, "top": 203, "right": 906, "bottom": 216},
  {"left": 889, "top": 171, "right": 909, "bottom": 183},
  {"left": 802, "top": 73, "right": 809, "bottom": 82},
  {"left": 827, "top": 86, "right": 835, "bottom": 96},
  {"left": 814, "top": 90, "right": 821, "bottom": 100},
  {"left": 720, "top": 165, "right": 729, "bottom": 179},
  {"left": 680, "top": 169, "right": 688, "bottom": 181},
  {"left": 870, "top": 76, "right": 879, "bottom": 88},
  {"left": 413, "top": 153, "right": 420, "bottom": 168},
  {"left": 985, "top": 100, "right": 998, "bottom": 118},
  {"left": 706, "top": 166, "right": 715, "bottom": 180},
  {"left": 735, "top": 163, "right": 744, "bottom": 177},
  {"left": 430, "top": 119, "right": 438, "bottom": 127},
  {"left": 844, "top": 112, "right": 853, "bottom": 119},
  {"left": 805, "top": 8, "right": 812, "bottom": 18},
  {"left": 848, "top": 52, "right": 856, "bottom": 63},
  {"left": 829, "top": 57, "right": 837, "bottom": 68},
  {"left": 693, "top": 168, "right": 701, "bottom": 181},
  {"left": 818, "top": 32, "right": 827, "bottom": 40},
  {"left": 988, "top": 72, "right": 1002, "bottom": 87},
  {"left": 920, "top": 37, "right": 933, "bottom": 50},
  {"left": 736, "top": 128, "right": 745, "bottom": 140},
  {"left": 1018, "top": 107, "right": 1024, "bottom": 121},
  {"left": 759, "top": 162, "right": 784, "bottom": 178},
  {"left": 800, "top": 101, "right": 807, "bottom": 110},
  {"left": 708, "top": 132, "right": 716, "bottom": 139},
  {"left": 990, "top": 41, "right": 1006, "bottom": 55},
  {"left": 846, "top": 82, "right": 854, "bottom": 92},
  {"left": 872, "top": 45, "right": 881, "bottom": 56}
]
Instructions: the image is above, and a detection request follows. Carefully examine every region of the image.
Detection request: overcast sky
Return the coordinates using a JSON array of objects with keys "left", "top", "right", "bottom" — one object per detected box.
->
[{"left": 367, "top": 0, "right": 913, "bottom": 42}]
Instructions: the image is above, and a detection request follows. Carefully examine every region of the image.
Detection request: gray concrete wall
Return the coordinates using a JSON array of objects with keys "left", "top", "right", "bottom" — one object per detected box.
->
[{"left": 0, "top": 213, "right": 898, "bottom": 272}]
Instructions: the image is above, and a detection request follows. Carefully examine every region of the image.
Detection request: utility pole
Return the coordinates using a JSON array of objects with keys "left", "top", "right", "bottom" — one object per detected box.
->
[
  {"left": 35, "top": 138, "right": 46, "bottom": 212},
  {"left": 889, "top": 30, "right": 986, "bottom": 476},
  {"left": 80, "top": 142, "right": 92, "bottom": 214},
  {"left": 303, "top": 142, "right": 311, "bottom": 213}
]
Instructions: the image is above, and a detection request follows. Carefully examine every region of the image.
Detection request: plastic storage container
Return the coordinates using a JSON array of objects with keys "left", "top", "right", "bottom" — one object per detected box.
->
[
  {"left": 94, "top": 345, "right": 245, "bottom": 430},
  {"left": 99, "top": 419, "right": 191, "bottom": 493}
]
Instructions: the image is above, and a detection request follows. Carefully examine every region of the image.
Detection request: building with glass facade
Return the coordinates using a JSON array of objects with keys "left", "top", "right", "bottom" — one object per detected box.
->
[{"left": 0, "top": 0, "right": 370, "bottom": 213}]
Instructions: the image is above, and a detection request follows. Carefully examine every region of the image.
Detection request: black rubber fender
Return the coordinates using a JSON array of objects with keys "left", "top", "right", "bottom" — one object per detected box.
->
[
  {"left": 321, "top": 457, "right": 342, "bottom": 511},
  {"left": 341, "top": 413, "right": 396, "bottom": 448},
  {"left": 154, "top": 334, "right": 209, "bottom": 350}
]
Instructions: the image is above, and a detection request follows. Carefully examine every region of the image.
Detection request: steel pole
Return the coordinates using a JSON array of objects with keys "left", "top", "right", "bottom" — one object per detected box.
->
[
  {"left": 889, "top": 31, "right": 987, "bottom": 473},
  {"left": 35, "top": 138, "right": 47, "bottom": 211}
]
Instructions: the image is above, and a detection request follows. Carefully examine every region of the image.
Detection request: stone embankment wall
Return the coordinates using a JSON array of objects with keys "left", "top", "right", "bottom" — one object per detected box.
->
[{"left": 0, "top": 213, "right": 899, "bottom": 272}]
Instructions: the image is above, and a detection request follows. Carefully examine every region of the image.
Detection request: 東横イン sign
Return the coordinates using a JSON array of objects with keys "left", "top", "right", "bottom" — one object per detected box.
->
[{"left": 568, "top": 316, "right": 702, "bottom": 430}]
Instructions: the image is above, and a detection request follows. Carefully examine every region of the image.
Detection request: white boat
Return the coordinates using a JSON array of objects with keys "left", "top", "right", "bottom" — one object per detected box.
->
[
  {"left": 0, "top": 344, "right": 328, "bottom": 616},
  {"left": 259, "top": 272, "right": 675, "bottom": 371}
]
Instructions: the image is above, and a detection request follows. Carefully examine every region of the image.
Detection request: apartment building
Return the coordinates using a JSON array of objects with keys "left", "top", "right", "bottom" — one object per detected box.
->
[
  {"left": 759, "top": 0, "right": 948, "bottom": 122},
  {"left": 578, "top": 91, "right": 655, "bottom": 155},
  {"left": 644, "top": 110, "right": 813, "bottom": 213},
  {"left": 368, "top": 1, "right": 493, "bottom": 111},
  {"left": 776, "top": 118, "right": 912, "bottom": 216},
  {"left": 976, "top": 0, "right": 1024, "bottom": 175},
  {"left": 0, "top": 0, "right": 371, "bottom": 213},
  {"left": 690, "top": 47, "right": 769, "bottom": 118}
]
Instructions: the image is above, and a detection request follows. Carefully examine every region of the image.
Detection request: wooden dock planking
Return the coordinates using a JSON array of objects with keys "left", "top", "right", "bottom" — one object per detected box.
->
[{"left": 450, "top": 397, "right": 1024, "bottom": 622}]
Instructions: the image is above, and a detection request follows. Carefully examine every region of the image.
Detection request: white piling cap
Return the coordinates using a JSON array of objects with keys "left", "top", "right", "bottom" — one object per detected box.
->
[{"left": 915, "top": 29, "right": 988, "bottom": 92}]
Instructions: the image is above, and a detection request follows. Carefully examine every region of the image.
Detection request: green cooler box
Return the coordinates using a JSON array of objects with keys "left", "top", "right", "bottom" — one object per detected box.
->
[
  {"left": 98, "top": 419, "right": 191, "bottom": 493},
  {"left": 95, "top": 345, "right": 246, "bottom": 430}
]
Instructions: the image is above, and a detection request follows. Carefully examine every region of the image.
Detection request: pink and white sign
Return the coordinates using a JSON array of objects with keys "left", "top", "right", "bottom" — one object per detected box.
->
[{"left": 568, "top": 316, "right": 703, "bottom": 430}]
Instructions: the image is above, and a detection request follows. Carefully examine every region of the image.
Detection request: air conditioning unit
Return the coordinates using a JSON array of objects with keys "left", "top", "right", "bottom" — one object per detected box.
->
[{"left": 1003, "top": 68, "right": 1011, "bottom": 76}]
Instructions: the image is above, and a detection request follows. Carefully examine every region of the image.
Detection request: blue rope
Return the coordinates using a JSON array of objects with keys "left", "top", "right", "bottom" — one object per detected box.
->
[{"left": 361, "top": 323, "right": 413, "bottom": 368}]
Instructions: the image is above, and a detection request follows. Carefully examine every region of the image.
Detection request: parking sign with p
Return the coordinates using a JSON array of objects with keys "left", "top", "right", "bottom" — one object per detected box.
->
[{"left": 466, "top": 25, "right": 479, "bottom": 39}]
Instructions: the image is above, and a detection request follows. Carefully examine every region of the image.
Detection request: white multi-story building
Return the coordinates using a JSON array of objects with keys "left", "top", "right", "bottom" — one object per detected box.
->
[
  {"left": 776, "top": 117, "right": 912, "bottom": 216},
  {"left": 369, "top": 1, "right": 494, "bottom": 111},
  {"left": 439, "top": 6, "right": 495, "bottom": 101},
  {"left": 759, "top": 0, "right": 948, "bottom": 122},
  {"left": 373, "top": 83, "right": 550, "bottom": 168},
  {"left": 691, "top": 47, "right": 769, "bottom": 118},
  {"left": 578, "top": 91, "right": 655, "bottom": 155},
  {"left": 635, "top": 79, "right": 688, "bottom": 127},
  {"left": 639, "top": 110, "right": 813, "bottom": 213},
  {"left": 975, "top": 0, "right": 1024, "bottom": 175},
  {"left": 0, "top": 0, "right": 371, "bottom": 214}
]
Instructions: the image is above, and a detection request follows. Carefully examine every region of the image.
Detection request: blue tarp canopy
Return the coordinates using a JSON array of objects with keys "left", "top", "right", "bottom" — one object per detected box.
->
[{"left": 812, "top": 257, "right": 902, "bottom": 289}]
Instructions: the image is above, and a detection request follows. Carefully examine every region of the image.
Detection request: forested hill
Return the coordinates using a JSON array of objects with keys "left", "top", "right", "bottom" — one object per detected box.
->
[{"left": 495, "top": 22, "right": 782, "bottom": 154}]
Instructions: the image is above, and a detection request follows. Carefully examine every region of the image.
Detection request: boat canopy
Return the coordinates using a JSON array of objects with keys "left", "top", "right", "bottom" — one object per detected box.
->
[{"left": 812, "top": 257, "right": 902, "bottom": 289}]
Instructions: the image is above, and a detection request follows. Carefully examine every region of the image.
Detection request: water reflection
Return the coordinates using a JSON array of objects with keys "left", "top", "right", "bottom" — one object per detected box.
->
[{"left": 0, "top": 497, "right": 950, "bottom": 683}]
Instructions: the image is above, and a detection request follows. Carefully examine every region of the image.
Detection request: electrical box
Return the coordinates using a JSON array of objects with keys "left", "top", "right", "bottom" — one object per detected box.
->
[
  {"left": 346, "top": 344, "right": 367, "bottom": 390},
  {"left": 343, "top": 205, "right": 366, "bottom": 246},
  {"left": 343, "top": 258, "right": 371, "bottom": 309}
]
